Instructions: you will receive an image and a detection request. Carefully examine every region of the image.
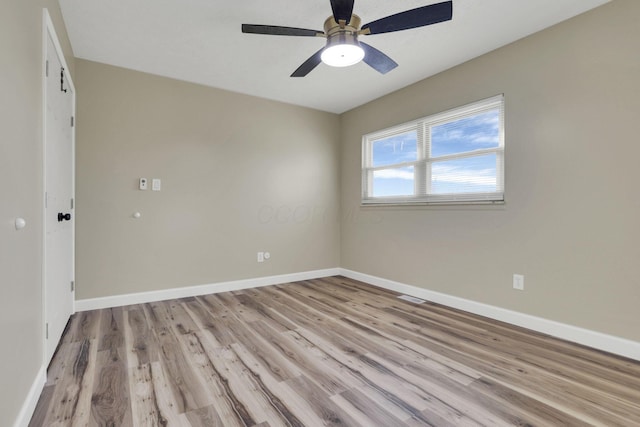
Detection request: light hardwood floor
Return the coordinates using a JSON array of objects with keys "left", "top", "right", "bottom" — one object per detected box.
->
[{"left": 29, "top": 276, "right": 640, "bottom": 426}]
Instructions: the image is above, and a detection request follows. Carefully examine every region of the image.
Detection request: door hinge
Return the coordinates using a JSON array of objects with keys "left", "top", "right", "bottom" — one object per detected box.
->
[
  {"left": 71, "top": 198, "right": 74, "bottom": 209},
  {"left": 45, "top": 60, "right": 49, "bottom": 77},
  {"left": 71, "top": 116, "right": 74, "bottom": 127},
  {"left": 60, "top": 67, "right": 67, "bottom": 93},
  {"left": 46, "top": 323, "right": 49, "bottom": 339},
  {"left": 71, "top": 281, "right": 75, "bottom": 292}
]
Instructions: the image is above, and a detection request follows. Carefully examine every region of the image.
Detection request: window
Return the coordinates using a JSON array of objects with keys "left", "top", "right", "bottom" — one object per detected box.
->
[{"left": 362, "top": 95, "right": 504, "bottom": 205}]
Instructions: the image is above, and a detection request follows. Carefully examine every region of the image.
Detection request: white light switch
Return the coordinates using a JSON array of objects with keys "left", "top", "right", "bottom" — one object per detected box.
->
[
  {"left": 152, "top": 179, "right": 161, "bottom": 191},
  {"left": 513, "top": 274, "right": 524, "bottom": 291}
]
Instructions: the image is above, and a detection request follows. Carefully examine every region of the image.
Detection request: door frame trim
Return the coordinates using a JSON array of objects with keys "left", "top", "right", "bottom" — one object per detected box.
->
[{"left": 41, "top": 8, "right": 76, "bottom": 368}]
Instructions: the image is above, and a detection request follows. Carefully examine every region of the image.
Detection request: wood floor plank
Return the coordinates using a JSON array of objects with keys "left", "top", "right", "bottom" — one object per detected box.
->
[
  {"left": 229, "top": 341, "right": 322, "bottom": 427},
  {"left": 416, "top": 331, "right": 638, "bottom": 425},
  {"left": 391, "top": 299, "right": 640, "bottom": 395},
  {"left": 275, "top": 284, "right": 486, "bottom": 388},
  {"left": 286, "top": 375, "right": 361, "bottom": 427},
  {"left": 340, "top": 299, "right": 639, "bottom": 425},
  {"left": 408, "top": 297, "right": 640, "bottom": 377},
  {"left": 361, "top": 351, "right": 507, "bottom": 426},
  {"left": 183, "top": 331, "right": 259, "bottom": 427},
  {"left": 90, "top": 348, "right": 133, "bottom": 426},
  {"left": 193, "top": 295, "right": 243, "bottom": 347},
  {"left": 162, "top": 299, "right": 199, "bottom": 336},
  {"left": 249, "top": 320, "right": 355, "bottom": 395},
  {"left": 206, "top": 304, "right": 302, "bottom": 383},
  {"left": 277, "top": 288, "right": 487, "bottom": 398},
  {"left": 342, "top": 315, "right": 482, "bottom": 386},
  {"left": 232, "top": 292, "right": 297, "bottom": 332},
  {"left": 40, "top": 338, "right": 98, "bottom": 426},
  {"left": 184, "top": 405, "right": 224, "bottom": 427},
  {"left": 180, "top": 299, "right": 227, "bottom": 348},
  {"left": 44, "top": 341, "right": 71, "bottom": 387},
  {"left": 146, "top": 301, "right": 213, "bottom": 414},
  {"left": 468, "top": 376, "right": 594, "bottom": 426},
  {"left": 155, "top": 334, "right": 212, "bottom": 414},
  {"left": 293, "top": 327, "right": 469, "bottom": 425},
  {"left": 31, "top": 276, "right": 640, "bottom": 426},
  {"left": 193, "top": 333, "right": 264, "bottom": 426},
  {"left": 124, "top": 306, "right": 159, "bottom": 368},
  {"left": 97, "top": 307, "right": 125, "bottom": 352},
  {"left": 65, "top": 310, "right": 102, "bottom": 343},
  {"left": 128, "top": 363, "right": 169, "bottom": 427},
  {"left": 148, "top": 361, "right": 194, "bottom": 427},
  {"left": 68, "top": 341, "right": 101, "bottom": 427},
  {"left": 332, "top": 387, "right": 407, "bottom": 427}
]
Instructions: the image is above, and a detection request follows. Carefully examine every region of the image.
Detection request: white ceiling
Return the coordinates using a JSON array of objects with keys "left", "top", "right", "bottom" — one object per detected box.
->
[{"left": 58, "top": 0, "right": 609, "bottom": 114}]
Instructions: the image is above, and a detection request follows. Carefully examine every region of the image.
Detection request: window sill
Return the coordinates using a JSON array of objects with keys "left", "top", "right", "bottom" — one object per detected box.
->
[{"left": 360, "top": 199, "right": 505, "bottom": 209}]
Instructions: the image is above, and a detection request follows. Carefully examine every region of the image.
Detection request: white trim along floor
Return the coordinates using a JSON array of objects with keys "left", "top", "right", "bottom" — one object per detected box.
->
[{"left": 74, "top": 268, "right": 640, "bottom": 362}]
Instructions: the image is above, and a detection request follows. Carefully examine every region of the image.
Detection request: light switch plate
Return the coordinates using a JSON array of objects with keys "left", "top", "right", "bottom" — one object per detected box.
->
[
  {"left": 513, "top": 274, "right": 524, "bottom": 290},
  {"left": 152, "top": 178, "right": 161, "bottom": 191}
]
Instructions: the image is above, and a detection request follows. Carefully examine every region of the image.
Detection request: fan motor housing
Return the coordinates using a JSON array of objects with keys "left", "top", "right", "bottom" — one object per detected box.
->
[{"left": 324, "top": 14, "right": 361, "bottom": 37}]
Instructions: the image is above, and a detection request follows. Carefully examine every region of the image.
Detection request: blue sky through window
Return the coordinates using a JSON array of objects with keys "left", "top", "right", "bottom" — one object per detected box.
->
[
  {"left": 372, "top": 167, "right": 414, "bottom": 197},
  {"left": 370, "top": 108, "right": 500, "bottom": 196},
  {"left": 431, "top": 154, "right": 497, "bottom": 194},
  {"left": 431, "top": 109, "right": 500, "bottom": 157},
  {"left": 372, "top": 130, "right": 417, "bottom": 167}
]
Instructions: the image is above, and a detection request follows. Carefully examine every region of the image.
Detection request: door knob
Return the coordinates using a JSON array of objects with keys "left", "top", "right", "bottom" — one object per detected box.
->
[{"left": 58, "top": 212, "right": 71, "bottom": 222}]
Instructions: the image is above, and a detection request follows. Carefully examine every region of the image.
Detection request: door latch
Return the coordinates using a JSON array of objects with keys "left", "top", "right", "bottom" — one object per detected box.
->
[{"left": 58, "top": 212, "right": 71, "bottom": 222}]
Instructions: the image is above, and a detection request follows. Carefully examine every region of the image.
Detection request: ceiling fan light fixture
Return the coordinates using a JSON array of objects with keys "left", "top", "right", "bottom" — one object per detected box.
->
[
  {"left": 321, "top": 33, "right": 364, "bottom": 67},
  {"left": 242, "top": 3, "right": 454, "bottom": 77}
]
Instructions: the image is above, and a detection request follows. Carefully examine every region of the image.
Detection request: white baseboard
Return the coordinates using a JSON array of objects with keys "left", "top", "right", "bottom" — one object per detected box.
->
[
  {"left": 339, "top": 269, "right": 640, "bottom": 362},
  {"left": 74, "top": 266, "right": 640, "bottom": 361},
  {"left": 13, "top": 365, "right": 46, "bottom": 427},
  {"left": 75, "top": 268, "right": 341, "bottom": 311}
]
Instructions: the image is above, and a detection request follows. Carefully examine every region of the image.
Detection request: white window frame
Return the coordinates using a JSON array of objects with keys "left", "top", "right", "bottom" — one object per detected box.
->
[{"left": 362, "top": 95, "right": 505, "bottom": 205}]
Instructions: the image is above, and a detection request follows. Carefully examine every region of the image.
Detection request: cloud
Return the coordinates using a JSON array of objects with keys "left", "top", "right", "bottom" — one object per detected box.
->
[
  {"left": 373, "top": 163, "right": 496, "bottom": 187},
  {"left": 432, "top": 164, "right": 496, "bottom": 186},
  {"left": 374, "top": 169, "right": 414, "bottom": 180},
  {"left": 374, "top": 131, "right": 417, "bottom": 147},
  {"left": 470, "top": 113, "right": 499, "bottom": 127},
  {"left": 431, "top": 110, "right": 500, "bottom": 147},
  {"left": 469, "top": 133, "right": 499, "bottom": 145}
]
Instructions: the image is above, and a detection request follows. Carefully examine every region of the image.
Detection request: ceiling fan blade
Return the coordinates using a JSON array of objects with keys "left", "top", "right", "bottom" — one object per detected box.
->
[
  {"left": 361, "top": 1, "right": 452, "bottom": 35},
  {"left": 330, "top": 0, "right": 355, "bottom": 24},
  {"left": 291, "top": 48, "right": 325, "bottom": 77},
  {"left": 242, "top": 24, "right": 323, "bottom": 37},
  {"left": 360, "top": 42, "right": 398, "bottom": 74}
]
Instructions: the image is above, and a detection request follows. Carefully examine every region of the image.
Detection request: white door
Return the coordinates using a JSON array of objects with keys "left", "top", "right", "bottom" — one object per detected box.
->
[{"left": 43, "top": 16, "right": 75, "bottom": 365}]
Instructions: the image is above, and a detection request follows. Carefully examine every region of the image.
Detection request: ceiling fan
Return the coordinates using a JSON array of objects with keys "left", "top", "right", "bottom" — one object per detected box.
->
[{"left": 241, "top": 0, "right": 453, "bottom": 77}]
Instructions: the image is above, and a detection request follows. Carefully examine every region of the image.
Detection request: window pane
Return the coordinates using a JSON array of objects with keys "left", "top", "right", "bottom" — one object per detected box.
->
[
  {"left": 431, "top": 154, "right": 497, "bottom": 194},
  {"left": 372, "top": 167, "right": 414, "bottom": 197},
  {"left": 431, "top": 109, "right": 500, "bottom": 157},
  {"left": 372, "top": 131, "right": 417, "bottom": 167}
]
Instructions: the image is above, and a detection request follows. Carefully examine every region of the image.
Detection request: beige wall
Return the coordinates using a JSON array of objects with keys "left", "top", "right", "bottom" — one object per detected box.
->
[
  {"left": 3, "top": 0, "right": 638, "bottom": 422},
  {"left": 0, "top": 1, "right": 74, "bottom": 425},
  {"left": 340, "top": 0, "right": 640, "bottom": 342},
  {"left": 74, "top": 60, "right": 341, "bottom": 299}
]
